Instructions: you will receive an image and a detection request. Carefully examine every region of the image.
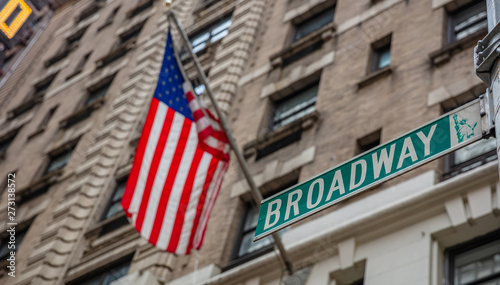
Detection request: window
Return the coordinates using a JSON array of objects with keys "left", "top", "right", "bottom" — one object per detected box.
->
[
  {"left": 236, "top": 205, "right": 274, "bottom": 258},
  {"left": 292, "top": 6, "right": 335, "bottom": 43},
  {"left": 76, "top": 0, "right": 102, "bottom": 22},
  {"left": 191, "top": 76, "right": 207, "bottom": 95},
  {"left": 372, "top": 42, "right": 391, "bottom": 72},
  {"left": 228, "top": 180, "right": 297, "bottom": 268},
  {"left": 0, "top": 134, "right": 16, "bottom": 158},
  {"left": 39, "top": 106, "right": 58, "bottom": 129},
  {"left": 98, "top": 6, "right": 120, "bottom": 30},
  {"left": 33, "top": 75, "right": 55, "bottom": 97},
  {"left": 449, "top": 0, "right": 487, "bottom": 43},
  {"left": 445, "top": 137, "right": 496, "bottom": 178},
  {"left": 67, "top": 52, "right": 91, "bottom": 80},
  {"left": 97, "top": 23, "right": 144, "bottom": 67},
  {"left": 189, "top": 15, "right": 232, "bottom": 54},
  {"left": 356, "top": 129, "right": 381, "bottom": 155},
  {"left": 0, "top": 226, "right": 29, "bottom": 260},
  {"left": 446, "top": 230, "right": 500, "bottom": 285},
  {"left": 68, "top": 258, "right": 131, "bottom": 285},
  {"left": 86, "top": 80, "right": 112, "bottom": 106},
  {"left": 101, "top": 179, "right": 126, "bottom": 221},
  {"left": 255, "top": 131, "right": 302, "bottom": 160},
  {"left": 271, "top": 83, "right": 318, "bottom": 131},
  {"left": 44, "top": 147, "right": 75, "bottom": 175},
  {"left": 126, "top": 0, "right": 153, "bottom": 18},
  {"left": 444, "top": 99, "right": 496, "bottom": 178}
]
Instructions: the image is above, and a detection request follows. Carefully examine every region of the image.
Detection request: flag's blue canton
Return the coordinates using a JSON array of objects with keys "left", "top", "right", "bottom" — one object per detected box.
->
[{"left": 153, "top": 32, "right": 193, "bottom": 121}]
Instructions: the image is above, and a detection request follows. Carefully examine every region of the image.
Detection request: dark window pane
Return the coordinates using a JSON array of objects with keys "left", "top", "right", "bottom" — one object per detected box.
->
[
  {"left": 238, "top": 232, "right": 273, "bottom": 257},
  {"left": 188, "top": 16, "right": 232, "bottom": 54},
  {"left": 0, "top": 135, "right": 15, "bottom": 155},
  {"left": 450, "top": 1, "right": 487, "bottom": 42},
  {"left": 102, "top": 180, "right": 127, "bottom": 220},
  {"left": 372, "top": 44, "right": 391, "bottom": 72},
  {"left": 45, "top": 148, "right": 74, "bottom": 175},
  {"left": 453, "top": 239, "right": 500, "bottom": 284},
  {"left": 273, "top": 85, "right": 318, "bottom": 130},
  {"left": 86, "top": 82, "right": 111, "bottom": 105},
  {"left": 454, "top": 137, "right": 496, "bottom": 165},
  {"left": 293, "top": 7, "right": 335, "bottom": 43}
]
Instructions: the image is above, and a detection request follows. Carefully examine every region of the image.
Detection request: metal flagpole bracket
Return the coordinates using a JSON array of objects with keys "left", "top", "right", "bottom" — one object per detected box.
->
[{"left": 475, "top": 23, "right": 500, "bottom": 85}]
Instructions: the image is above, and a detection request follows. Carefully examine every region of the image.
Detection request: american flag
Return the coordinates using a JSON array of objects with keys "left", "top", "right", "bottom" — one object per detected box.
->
[{"left": 121, "top": 31, "right": 230, "bottom": 255}]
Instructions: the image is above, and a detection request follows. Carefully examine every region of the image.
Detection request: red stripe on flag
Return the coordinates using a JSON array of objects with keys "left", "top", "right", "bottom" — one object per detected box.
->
[
  {"left": 185, "top": 157, "right": 219, "bottom": 254},
  {"left": 122, "top": 99, "right": 160, "bottom": 216},
  {"left": 166, "top": 146, "right": 204, "bottom": 252},
  {"left": 149, "top": 119, "right": 193, "bottom": 245},
  {"left": 135, "top": 108, "right": 175, "bottom": 232},
  {"left": 195, "top": 162, "right": 227, "bottom": 250}
]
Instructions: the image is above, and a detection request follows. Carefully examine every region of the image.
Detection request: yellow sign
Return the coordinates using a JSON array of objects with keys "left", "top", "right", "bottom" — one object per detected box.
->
[{"left": 0, "top": 0, "right": 32, "bottom": 39}]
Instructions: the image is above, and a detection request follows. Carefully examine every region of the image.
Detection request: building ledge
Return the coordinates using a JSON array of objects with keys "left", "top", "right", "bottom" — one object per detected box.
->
[
  {"left": 96, "top": 41, "right": 136, "bottom": 69},
  {"left": 429, "top": 29, "right": 487, "bottom": 66},
  {"left": 59, "top": 98, "right": 105, "bottom": 129},
  {"left": 357, "top": 66, "right": 392, "bottom": 89},
  {"left": 269, "top": 23, "right": 335, "bottom": 69},
  {"left": 7, "top": 93, "right": 44, "bottom": 120},
  {"left": 243, "top": 111, "right": 319, "bottom": 159}
]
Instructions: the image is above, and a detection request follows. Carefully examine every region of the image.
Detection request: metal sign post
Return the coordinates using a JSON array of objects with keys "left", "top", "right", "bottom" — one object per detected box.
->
[
  {"left": 255, "top": 100, "right": 485, "bottom": 240},
  {"left": 475, "top": 0, "right": 500, "bottom": 178}
]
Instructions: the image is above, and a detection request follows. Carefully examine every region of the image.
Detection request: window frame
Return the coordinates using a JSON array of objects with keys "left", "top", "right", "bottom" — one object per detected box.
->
[
  {"left": 188, "top": 14, "right": 233, "bottom": 55},
  {"left": 445, "top": 229, "right": 500, "bottom": 285},
  {"left": 291, "top": 5, "right": 336, "bottom": 44},
  {"left": 66, "top": 255, "right": 132, "bottom": 285},
  {"left": 442, "top": 95, "right": 497, "bottom": 179},
  {"left": 0, "top": 131, "right": 18, "bottom": 158},
  {"left": 226, "top": 180, "right": 299, "bottom": 270},
  {"left": 100, "top": 178, "right": 128, "bottom": 221},
  {"left": 0, "top": 223, "right": 30, "bottom": 261},
  {"left": 270, "top": 82, "right": 319, "bottom": 132},
  {"left": 447, "top": 0, "right": 488, "bottom": 44},
  {"left": 43, "top": 145, "right": 75, "bottom": 176}
]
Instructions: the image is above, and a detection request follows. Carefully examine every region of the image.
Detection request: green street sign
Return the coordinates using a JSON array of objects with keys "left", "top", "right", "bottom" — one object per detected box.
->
[{"left": 254, "top": 99, "right": 484, "bottom": 240}]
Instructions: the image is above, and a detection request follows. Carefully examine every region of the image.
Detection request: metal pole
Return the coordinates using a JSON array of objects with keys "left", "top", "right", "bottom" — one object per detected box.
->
[
  {"left": 476, "top": 1, "right": 500, "bottom": 177},
  {"left": 166, "top": 10, "right": 294, "bottom": 274}
]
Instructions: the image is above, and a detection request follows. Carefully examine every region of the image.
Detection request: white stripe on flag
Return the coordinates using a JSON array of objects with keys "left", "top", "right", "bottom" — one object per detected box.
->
[
  {"left": 175, "top": 152, "right": 212, "bottom": 254},
  {"left": 140, "top": 112, "right": 185, "bottom": 240},
  {"left": 156, "top": 123, "right": 199, "bottom": 250},
  {"left": 129, "top": 103, "right": 167, "bottom": 219},
  {"left": 193, "top": 161, "right": 225, "bottom": 247}
]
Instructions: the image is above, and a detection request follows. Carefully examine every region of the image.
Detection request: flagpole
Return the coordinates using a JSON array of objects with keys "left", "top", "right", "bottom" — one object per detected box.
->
[{"left": 166, "top": 9, "right": 294, "bottom": 275}]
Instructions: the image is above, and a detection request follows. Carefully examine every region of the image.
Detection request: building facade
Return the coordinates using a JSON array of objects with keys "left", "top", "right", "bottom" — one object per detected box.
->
[{"left": 0, "top": 0, "right": 498, "bottom": 285}]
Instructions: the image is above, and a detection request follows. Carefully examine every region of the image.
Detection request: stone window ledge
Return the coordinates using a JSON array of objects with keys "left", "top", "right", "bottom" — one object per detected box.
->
[
  {"left": 96, "top": 41, "right": 136, "bottom": 69},
  {"left": 357, "top": 66, "right": 392, "bottom": 89},
  {"left": 7, "top": 93, "right": 44, "bottom": 120},
  {"left": 231, "top": 145, "right": 316, "bottom": 200},
  {"left": 429, "top": 28, "right": 487, "bottom": 66},
  {"left": 269, "top": 23, "right": 335, "bottom": 69},
  {"left": 243, "top": 111, "right": 319, "bottom": 159},
  {"left": 27, "top": 126, "right": 46, "bottom": 140},
  {"left": 126, "top": 0, "right": 153, "bottom": 19},
  {"left": 59, "top": 98, "right": 105, "bottom": 129},
  {"left": 85, "top": 213, "right": 131, "bottom": 239},
  {"left": 17, "top": 168, "right": 62, "bottom": 199},
  {"left": 194, "top": 0, "right": 233, "bottom": 15}
]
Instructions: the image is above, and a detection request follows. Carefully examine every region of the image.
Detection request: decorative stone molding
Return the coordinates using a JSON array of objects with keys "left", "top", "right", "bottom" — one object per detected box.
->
[
  {"left": 231, "top": 146, "right": 316, "bottom": 199},
  {"left": 260, "top": 51, "right": 334, "bottom": 99},
  {"left": 427, "top": 72, "right": 485, "bottom": 107}
]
